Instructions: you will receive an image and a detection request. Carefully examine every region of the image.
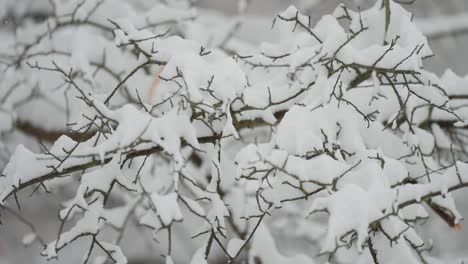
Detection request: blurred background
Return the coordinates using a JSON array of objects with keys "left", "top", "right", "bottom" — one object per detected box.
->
[{"left": 1, "top": 0, "right": 468, "bottom": 263}]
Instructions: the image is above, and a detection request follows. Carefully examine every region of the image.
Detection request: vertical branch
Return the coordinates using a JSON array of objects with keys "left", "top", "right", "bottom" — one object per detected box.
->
[{"left": 384, "top": 0, "right": 391, "bottom": 40}]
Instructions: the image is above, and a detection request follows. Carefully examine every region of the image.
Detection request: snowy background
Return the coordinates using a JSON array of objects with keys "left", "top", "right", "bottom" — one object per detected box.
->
[{"left": 2, "top": 0, "right": 468, "bottom": 263}]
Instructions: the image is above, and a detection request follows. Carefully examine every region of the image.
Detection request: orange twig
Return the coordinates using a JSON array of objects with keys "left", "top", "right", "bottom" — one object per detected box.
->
[{"left": 147, "top": 66, "right": 164, "bottom": 105}]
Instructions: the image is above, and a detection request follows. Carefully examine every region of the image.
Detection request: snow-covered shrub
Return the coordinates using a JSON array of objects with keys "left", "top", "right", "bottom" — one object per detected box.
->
[{"left": 1, "top": 0, "right": 468, "bottom": 263}]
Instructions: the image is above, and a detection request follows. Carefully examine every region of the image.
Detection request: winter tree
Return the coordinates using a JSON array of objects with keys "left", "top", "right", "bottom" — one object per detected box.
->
[{"left": 1, "top": 0, "right": 468, "bottom": 263}]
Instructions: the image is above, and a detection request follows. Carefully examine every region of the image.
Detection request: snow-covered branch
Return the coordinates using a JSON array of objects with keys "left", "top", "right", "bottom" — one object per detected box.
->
[{"left": 1, "top": 0, "right": 468, "bottom": 263}]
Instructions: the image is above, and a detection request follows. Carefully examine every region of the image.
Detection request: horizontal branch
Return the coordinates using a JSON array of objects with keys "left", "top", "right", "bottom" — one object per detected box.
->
[
  {"left": 16, "top": 120, "right": 95, "bottom": 143},
  {"left": 0, "top": 134, "right": 220, "bottom": 203},
  {"left": 416, "top": 12, "right": 468, "bottom": 40}
]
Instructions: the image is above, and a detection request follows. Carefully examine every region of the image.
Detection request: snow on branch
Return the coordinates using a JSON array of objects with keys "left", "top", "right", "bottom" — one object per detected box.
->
[{"left": 1, "top": 0, "right": 468, "bottom": 263}]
